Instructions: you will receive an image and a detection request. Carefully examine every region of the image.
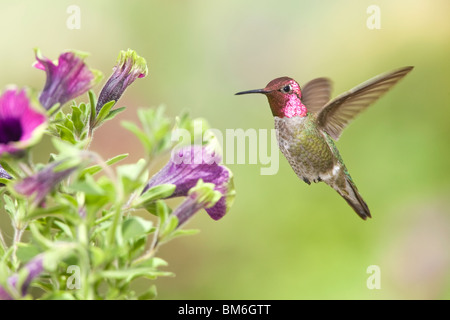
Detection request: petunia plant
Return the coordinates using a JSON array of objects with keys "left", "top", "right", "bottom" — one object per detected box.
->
[{"left": 0, "top": 49, "right": 235, "bottom": 300}]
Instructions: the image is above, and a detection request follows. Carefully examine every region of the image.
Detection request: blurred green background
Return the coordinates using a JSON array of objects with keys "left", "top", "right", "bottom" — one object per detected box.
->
[{"left": 1, "top": 0, "right": 449, "bottom": 299}]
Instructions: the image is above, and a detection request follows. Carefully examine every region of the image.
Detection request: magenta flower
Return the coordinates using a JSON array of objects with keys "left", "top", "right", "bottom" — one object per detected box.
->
[
  {"left": 0, "top": 88, "right": 47, "bottom": 156},
  {"left": 0, "top": 254, "right": 44, "bottom": 300},
  {"left": 34, "top": 49, "right": 100, "bottom": 111},
  {"left": 15, "top": 162, "right": 77, "bottom": 206},
  {"left": 96, "top": 49, "right": 148, "bottom": 113},
  {"left": 145, "top": 145, "right": 235, "bottom": 222}
]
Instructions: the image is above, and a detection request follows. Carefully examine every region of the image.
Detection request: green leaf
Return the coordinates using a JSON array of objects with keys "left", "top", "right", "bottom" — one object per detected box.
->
[
  {"left": 26, "top": 205, "right": 75, "bottom": 221},
  {"left": 122, "top": 216, "right": 153, "bottom": 242},
  {"left": 16, "top": 267, "right": 32, "bottom": 294},
  {"left": 128, "top": 237, "right": 147, "bottom": 260},
  {"left": 54, "top": 110, "right": 64, "bottom": 121},
  {"left": 47, "top": 102, "right": 61, "bottom": 116},
  {"left": 134, "top": 257, "right": 168, "bottom": 268},
  {"left": 170, "top": 228, "right": 200, "bottom": 238},
  {"left": 97, "top": 267, "right": 173, "bottom": 282},
  {"left": 16, "top": 244, "right": 41, "bottom": 263},
  {"left": 83, "top": 176, "right": 116, "bottom": 215},
  {"left": 3, "top": 194, "right": 16, "bottom": 218},
  {"left": 121, "top": 121, "right": 151, "bottom": 154},
  {"left": 133, "top": 184, "right": 175, "bottom": 208},
  {"left": 0, "top": 260, "right": 11, "bottom": 284},
  {"left": 51, "top": 137, "right": 83, "bottom": 158},
  {"left": 79, "top": 102, "right": 87, "bottom": 114},
  {"left": 29, "top": 223, "right": 54, "bottom": 250},
  {"left": 155, "top": 200, "right": 170, "bottom": 226},
  {"left": 90, "top": 247, "right": 106, "bottom": 268},
  {"left": 54, "top": 220, "right": 74, "bottom": 239},
  {"left": 80, "top": 153, "right": 128, "bottom": 177},
  {"left": 58, "top": 194, "right": 78, "bottom": 208},
  {"left": 71, "top": 105, "right": 85, "bottom": 135},
  {"left": 138, "top": 284, "right": 157, "bottom": 300},
  {"left": 41, "top": 292, "right": 77, "bottom": 300},
  {"left": 104, "top": 107, "right": 126, "bottom": 122},
  {"left": 56, "top": 124, "right": 77, "bottom": 144},
  {"left": 88, "top": 90, "right": 97, "bottom": 127},
  {"left": 117, "top": 158, "right": 148, "bottom": 194},
  {"left": 64, "top": 116, "right": 75, "bottom": 132},
  {"left": 70, "top": 174, "right": 105, "bottom": 195},
  {"left": 43, "top": 246, "right": 78, "bottom": 272},
  {"left": 161, "top": 228, "right": 200, "bottom": 245},
  {"left": 95, "top": 100, "right": 116, "bottom": 127},
  {"left": 159, "top": 215, "right": 179, "bottom": 241}
]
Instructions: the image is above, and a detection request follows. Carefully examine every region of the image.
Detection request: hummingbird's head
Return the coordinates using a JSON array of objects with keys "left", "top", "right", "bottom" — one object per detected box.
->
[{"left": 235, "top": 77, "right": 307, "bottom": 118}]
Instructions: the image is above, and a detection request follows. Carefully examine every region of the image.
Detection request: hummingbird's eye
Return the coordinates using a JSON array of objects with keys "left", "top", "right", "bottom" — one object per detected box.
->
[{"left": 281, "top": 85, "right": 292, "bottom": 93}]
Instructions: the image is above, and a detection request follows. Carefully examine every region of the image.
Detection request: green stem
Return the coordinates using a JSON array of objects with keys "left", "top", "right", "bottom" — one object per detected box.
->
[
  {"left": 0, "top": 228, "right": 6, "bottom": 253},
  {"left": 77, "top": 222, "right": 94, "bottom": 299},
  {"left": 131, "top": 242, "right": 158, "bottom": 266},
  {"left": 131, "top": 221, "right": 160, "bottom": 266},
  {"left": 12, "top": 225, "right": 25, "bottom": 267},
  {"left": 122, "top": 154, "right": 152, "bottom": 211},
  {"left": 107, "top": 204, "right": 123, "bottom": 248}
]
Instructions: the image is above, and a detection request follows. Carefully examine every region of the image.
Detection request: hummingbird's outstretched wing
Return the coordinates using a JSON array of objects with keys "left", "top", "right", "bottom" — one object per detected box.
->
[
  {"left": 316, "top": 66, "right": 414, "bottom": 141},
  {"left": 301, "top": 77, "right": 333, "bottom": 113}
]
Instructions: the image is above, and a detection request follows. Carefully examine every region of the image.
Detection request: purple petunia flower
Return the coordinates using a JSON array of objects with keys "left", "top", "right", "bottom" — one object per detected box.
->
[
  {"left": 0, "top": 88, "right": 47, "bottom": 156},
  {"left": 95, "top": 49, "right": 148, "bottom": 113},
  {"left": 145, "top": 145, "right": 235, "bottom": 221},
  {"left": 0, "top": 254, "right": 44, "bottom": 300},
  {"left": 34, "top": 49, "right": 100, "bottom": 111},
  {"left": 15, "top": 162, "right": 77, "bottom": 206}
]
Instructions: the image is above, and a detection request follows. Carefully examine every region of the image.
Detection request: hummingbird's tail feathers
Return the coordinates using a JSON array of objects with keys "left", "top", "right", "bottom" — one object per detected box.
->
[{"left": 340, "top": 177, "right": 371, "bottom": 220}]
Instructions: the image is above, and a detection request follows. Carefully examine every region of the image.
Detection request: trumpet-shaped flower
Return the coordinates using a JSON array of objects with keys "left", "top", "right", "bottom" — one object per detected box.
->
[
  {"left": 0, "top": 88, "right": 46, "bottom": 156},
  {"left": 145, "top": 145, "right": 235, "bottom": 221},
  {"left": 34, "top": 49, "right": 100, "bottom": 111},
  {"left": 0, "top": 254, "right": 44, "bottom": 300},
  {"left": 15, "top": 162, "right": 76, "bottom": 206},
  {"left": 96, "top": 49, "right": 148, "bottom": 113}
]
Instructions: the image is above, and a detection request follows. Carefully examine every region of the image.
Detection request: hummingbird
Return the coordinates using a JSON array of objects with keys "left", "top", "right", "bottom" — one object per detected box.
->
[{"left": 235, "top": 66, "right": 413, "bottom": 220}]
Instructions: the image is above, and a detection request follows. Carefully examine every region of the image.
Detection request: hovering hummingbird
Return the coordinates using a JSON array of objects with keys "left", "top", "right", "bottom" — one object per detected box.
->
[{"left": 235, "top": 66, "right": 413, "bottom": 220}]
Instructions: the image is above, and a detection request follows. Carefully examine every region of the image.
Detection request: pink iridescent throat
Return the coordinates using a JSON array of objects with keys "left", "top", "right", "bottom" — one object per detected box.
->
[{"left": 280, "top": 94, "right": 307, "bottom": 118}]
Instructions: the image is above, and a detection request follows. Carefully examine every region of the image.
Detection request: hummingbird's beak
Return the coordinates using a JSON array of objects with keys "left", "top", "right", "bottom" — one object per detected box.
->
[{"left": 235, "top": 88, "right": 269, "bottom": 95}]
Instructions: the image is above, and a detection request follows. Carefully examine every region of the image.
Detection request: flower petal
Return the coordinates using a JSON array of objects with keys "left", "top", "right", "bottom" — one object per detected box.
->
[
  {"left": 15, "top": 161, "right": 76, "bottom": 206},
  {"left": 146, "top": 145, "right": 223, "bottom": 197},
  {"left": 146, "top": 145, "right": 235, "bottom": 221},
  {"left": 0, "top": 254, "right": 44, "bottom": 300},
  {"left": 96, "top": 49, "right": 148, "bottom": 113},
  {"left": 35, "top": 49, "right": 98, "bottom": 111},
  {"left": 0, "top": 88, "right": 46, "bottom": 156},
  {"left": 205, "top": 168, "right": 235, "bottom": 220}
]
